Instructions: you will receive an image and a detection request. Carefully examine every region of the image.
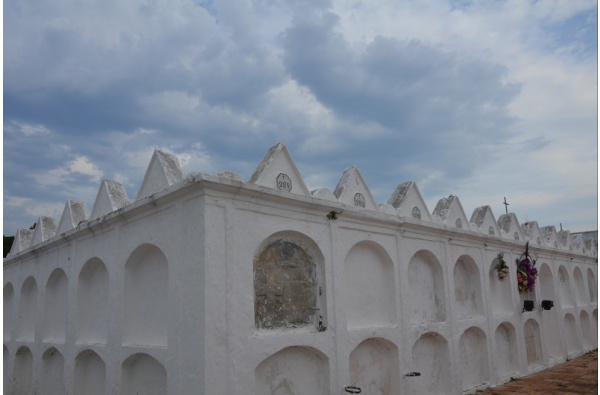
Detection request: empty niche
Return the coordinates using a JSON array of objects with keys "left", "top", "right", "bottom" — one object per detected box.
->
[
  {"left": 494, "top": 323, "right": 518, "bottom": 379},
  {"left": 593, "top": 310, "right": 598, "bottom": 347},
  {"left": 573, "top": 267, "right": 586, "bottom": 306},
  {"left": 17, "top": 276, "right": 38, "bottom": 342},
  {"left": 4, "top": 283, "right": 14, "bottom": 340},
  {"left": 13, "top": 346, "right": 33, "bottom": 395},
  {"left": 254, "top": 233, "right": 326, "bottom": 330},
  {"left": 407, "top": 250, "right": 445, "bottom": 324},
  {"left": 538, "top": 264, "right": 562, "bottom": 360},
  {"left": 349, "top": 338, "right": 400, "bottom": 394},
  {"left": 123, "top": 244, "right": 169, "bottom": 347},
  {"left": 587, "top": 269, "right": 596, "bottom": 303},
  {"left": 43, "top": 269, "right": 68, "bottom": 343},
  {"left": 408, "top": 332, "right": 451, "bottom": 395},
  {"left": 74, "top": 350, "right": 106, "bottom": 395},
  {"left": 458, "top": 327, "right": 490, "bottom": 392},
  {"left": 557, "top": 266, "right": 573, "bottom": 308},
  {"left": 579, "top": 311, "right": 593, "bottom": 351},
  {"left": 77, "top": 258, "right": 109, "bottom": 344},
  {"left": 41, "top": 347, "right": 66, "bottom": 395},
  {"left": 4, "top": 345, "right": 9, "bottom": 394},
  {"left": 563, "top": 313, "right": 580, "bottom": 356},
  {"left": 453, "top": 256, "right": 483, "bottom": 320},
  {"left": 122, "top": 353, "right": 167, "bottom": 395},
  {"left": 344, "top": 241, "right": 396, "bottom": 329},
  {"left": 523, "top": 319, "right": 542, "bottom": 368},
  {"left": 488, "top": 258, "right": 512, "bottom": 316},
  {"left": 255, "top": 346, "right": 329, "bottom": 395}
]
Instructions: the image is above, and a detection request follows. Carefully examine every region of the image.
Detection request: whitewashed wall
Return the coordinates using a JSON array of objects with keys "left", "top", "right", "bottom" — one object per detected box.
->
[{"left": 4, "top": 143, "right": 598, "bottom": 395}]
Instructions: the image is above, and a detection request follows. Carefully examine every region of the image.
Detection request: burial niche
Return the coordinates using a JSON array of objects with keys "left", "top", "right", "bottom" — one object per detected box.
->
[
  {"left": 255, "top": 346, "right": 329, "bottom": 395},
  {"left": 524, "top": 319, "right": 542, "bottom": 367},
  {"left": 254, "top": 236, "right": 324, "bottom": 330},
  {"left": 349, "top": 338, "right": 400, "bottom": 394},
  {"left": 454, "top": 255, "right": 483, "bottom": 319},
  {"left": 17, "top": 276, "right": 37, "bottom": 342},
  {"left": 4, "top": 283, "right": 14, "bottom": 340},
  {"left": 459, "top": 327, "right": 489, "bottom": 392},
  {"left": 77, "top": 258, "right": 109, "bottom": 344},
  {"left": 43, "top": 269, "right": 68, "bottom": 343},
  {"left": 41, "top": 348, "right": 66, "bottom": 395},
  {"left": 13, "top": 346, "right": 33, "bottom": 395},
  {"left": 489, "top": 257, "right": 512, "bottom": 316},
  {"left": 494, "top": 322, "right": 518, "bottom": 379},
  {"left": 344, "top": 241, "right": 396, "bottom": 328},
  {"left": 74, "top": 350, "right": 106, "bottom": 395},
  {"left": 539, "top": 264, "right": 562, "bottom": 361},
  {"left": 122, "top": 353, "right": 167, "bottom": 395},
  {"left": 407, "top": 250, "right": 445, "bottom": 324}
]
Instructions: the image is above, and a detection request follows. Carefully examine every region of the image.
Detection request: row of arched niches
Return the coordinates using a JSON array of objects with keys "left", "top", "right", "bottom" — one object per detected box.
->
[{"left": 4, "top": 235, "right": 598, "bottom": 394}]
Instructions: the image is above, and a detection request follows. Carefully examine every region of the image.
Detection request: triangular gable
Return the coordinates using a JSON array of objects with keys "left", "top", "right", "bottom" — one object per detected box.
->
[
  {"left": 520, "top": 221, "right": 544, "bottom": 247},
  {"left": 388, "top": 182, "right": 431, "bottom": 221},
  {"left": 136, "top": 150, "right": 183, "bottom": 200},
  {"left": 31, "top": 216, "right": 58, "bottom": 246},
  {"left": 57, "top": 200, "right": 88, "bottom": 234},
  {"left": 311, "top": 188, "right": 337, "bottom": 202},
  {"left": 557, "top": 230, "right": 574, "bottom": 252},
  {"left": 432, "top": 195, "right": 469, "bottom": 230},
  {"left": 583, "top": 239, "right": 598, "bottom": 257},
  {"left": 571, "top": 233, "right": 584, "bottom": 254},
  {"left": 497, "top": 213, "right": 524, "bottom": 242},
  {"left": 469, "top": 205, "right": 501, "bottom": 237},
  {"left": 90, "top": 180, "right": 131, "bottom": 220},
  {"left": 6, "top": 228, "right": 34, "bottom": 258},
  {"left": 540, "top": 226, "right": 559, "bottom": 249},
  {"left": 248, "top": 142, "right": 310, "bottom": 196},
  {"left": 333, "top": 166, "right": 378, "bottom": 210}
]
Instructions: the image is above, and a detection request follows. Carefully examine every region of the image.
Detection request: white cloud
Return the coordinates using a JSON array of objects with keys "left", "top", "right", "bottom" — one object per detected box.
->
[{"left": 4, "top": 121, "right": 51, "bottom": 136}]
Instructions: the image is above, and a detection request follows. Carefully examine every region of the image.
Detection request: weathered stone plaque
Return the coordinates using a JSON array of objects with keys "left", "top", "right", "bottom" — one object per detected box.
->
[{"left": 254, "top": 240, "right": 316, "bottom": 329}]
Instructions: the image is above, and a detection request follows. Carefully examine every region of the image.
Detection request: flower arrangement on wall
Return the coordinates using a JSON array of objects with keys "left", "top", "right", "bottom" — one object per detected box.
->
[
  {"left": 495, "top": 253, "right": 509, "bottom": 281},
  {"left": 516, "top": 242, "right": 538, "bottom": 293}
]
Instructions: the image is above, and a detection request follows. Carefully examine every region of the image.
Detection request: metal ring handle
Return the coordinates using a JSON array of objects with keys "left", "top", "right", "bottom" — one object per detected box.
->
[{"left": 344, "top": 386, "right": 361, "bottom": 393}]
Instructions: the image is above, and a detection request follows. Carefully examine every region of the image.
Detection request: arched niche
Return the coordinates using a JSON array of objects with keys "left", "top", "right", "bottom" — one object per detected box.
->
[
  {"left": 593, "top": 310, "right": 598, "bottom": 348},
  {"left": 349, "top": 338, "right": 399, "bottom": 394},
  {"left": 13, "top": 346, "right": 33, "bottom": 395},
  {"left": 587, "top": 269, "right": 596, "bottom": 303},
  {"left": 123, "top": 244, "right": 169, "bottom": 347},
  {"left": 489, "top": 257, "right": 512, "bottom": 316},
  {"left": 494, "top": 322, "right": 518, "bottom": 379},
  {"left": 41, "top": 347, "right": 66, "bottom": 395},
  {"left": 4, "top": 283, "right": 14, "bottom": 340},
  {"left": 3, "top": 345, "right": 9, "bottom": 394},
  {"left": 538, "top": 263, "right": 556, "bottom": 301},
  {"left": 573, "top": 267, "right": 586, "bottom": 306},
  {"left": 557, "top": 266, "right": 573, "bottom": 308},
  {"left": 77, "top": 258, "right": 109, "bottom": 344},
  {"left": 524, "top": 319, "right": 542, "bottom": 368},
  {"left": 539, "top": 264, "right": 562, "bottom": 360},
  {"left": 344, "top": 241, "right": 396, "bottom": 328},
  {"left": 255, "top": 346, "right": 329, "bottom": 395},
  {"left": 43, "top": 269, "right": 68, "bottom": 343},
  {"left": 458, "top": 327, "right": 489, "bottom": 392},
  {"left": 254, "top": 232, "right": 326, "bottom": 330},
  {"left": 74, "top": 350, "right": 106, "bottom": 395},
  {"left": 122, "top": 353, "right": 167, "bottom": 395},
  {"left": 407, "top": 250, "right": 445, "bottom": 324},
  {"left": 408, "top": 332, "right": 451, "bottom": 395},
  {"left": 579, "top": 311, "right": 593, "bottom": 351},
  {"left": 563, "top": 313, "right": 580, "bottom": 357},
  {"left": 17, "top": 276, "right": 38, "bottom": 341},
  {"left": 454, "top": 255, "right": 483, "bottom": 320}
]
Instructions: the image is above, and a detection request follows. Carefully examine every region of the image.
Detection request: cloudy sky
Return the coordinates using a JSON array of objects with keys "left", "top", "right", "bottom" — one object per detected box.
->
[{"left": 4, "top": 0, "right": 598, "bottom": 236}]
